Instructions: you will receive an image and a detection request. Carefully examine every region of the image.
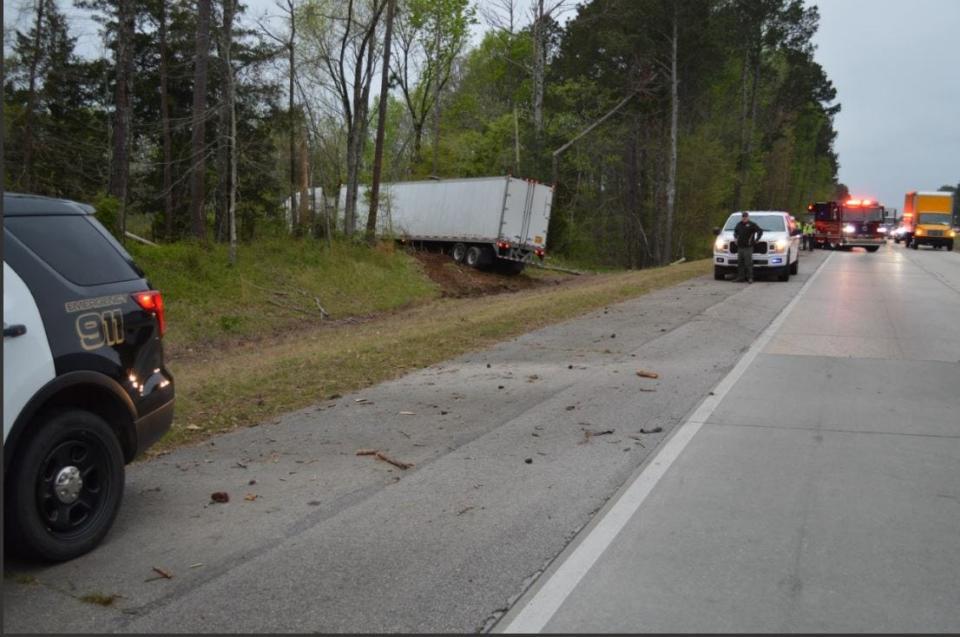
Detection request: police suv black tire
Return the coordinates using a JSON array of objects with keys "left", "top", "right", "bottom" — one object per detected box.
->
[
  {"left": 6, "top": 409, "right": 125, "bottom": 562},
  {"left": 866, "top": 246, "right": 879, "bottom": 253}
]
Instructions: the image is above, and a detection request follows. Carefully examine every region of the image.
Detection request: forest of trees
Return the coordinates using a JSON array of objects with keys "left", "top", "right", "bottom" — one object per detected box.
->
[{"left": 4, "top": 0, "right": 844, "bottom": 267}]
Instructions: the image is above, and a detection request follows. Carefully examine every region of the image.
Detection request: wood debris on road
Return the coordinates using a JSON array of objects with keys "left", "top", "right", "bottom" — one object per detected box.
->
[
  {"left": 356, "top": 449, "right": 414, "bottom": 470},
  {"left": 636, "top": 370, "right": 659, "bottom": 379}
]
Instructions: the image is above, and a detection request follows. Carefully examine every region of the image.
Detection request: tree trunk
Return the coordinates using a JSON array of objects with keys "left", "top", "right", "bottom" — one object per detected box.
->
[
  {"left": 531, "top": 0, "right": 545, "bottom": 142},
  {"left": 110, "top": 0, "right": 135, "bottom": 242},
  {"left": 189, "top": 0, "right": 212, "bottom": 241},
  {"left": 159, "top": 0, "right": 176, "bottom": 240},
  {"left": 22, "top": 0, "right": 46, "bottom": 192},
  {"left": 222, "top": 0, "right": 237, "bottom": 264},
  {"left": 298, "top": 136, "right": 310, "bottom": 234},
  {"left": 367, "top": 0, "right": 396, "bottom": 242},
  {"left": 288, "top": 0, "right": 297, "bottom": 224},
  {"left": 663, "top": 11, "right": 679, "bottom": 265}
]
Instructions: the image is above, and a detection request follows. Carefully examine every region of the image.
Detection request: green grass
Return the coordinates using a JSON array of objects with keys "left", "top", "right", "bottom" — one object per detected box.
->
[
  {"left": 128, "top": 238, "right": 438, "bottom": 355},
  {"left": 154, "top": 258, "right": 710, "bottom": 452}
]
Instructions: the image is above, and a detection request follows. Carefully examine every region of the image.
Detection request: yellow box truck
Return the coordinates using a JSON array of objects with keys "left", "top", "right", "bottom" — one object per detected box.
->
[{"left": 904, "top": 191, "right": 955, "bottom": 250}]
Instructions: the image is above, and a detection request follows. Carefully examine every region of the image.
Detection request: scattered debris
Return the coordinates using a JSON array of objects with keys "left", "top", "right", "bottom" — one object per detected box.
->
[
  {"left": 356, "top": 449, "right": 414, "bottom": 470},
  {"left": 189, "top": 563, "right": 204, "bottom": 569},
  {"left": 398, "top": 411, "right": 416, "bottom": 416},
  {"left": 185, "top": 425, "right": 202, "bottom": 431},
  {"left": 486, "top": 363, "right": 491, "bottom": 368},
  {"left": 639, "top": 426, "right": 663, "bottom": 434},
  {"left": 581, "top": 428, "right": 615, "bottom": 444},
  {"left": 210, "top": 492, "right": 230, "bottom": 503},
  {"left": 244, "top": 493, "right": 258, "bottom": 502},
  {"left": 638, "top": 388, "right": 656, "bottom": 392},
  {"left": 611, "top": 334, "right": 616, "bottom": 338},
  {"left": 151, "top": 567, "right": 173, "bottom": 580},
  {"left": 354, "top": 398, "right": 368, "bottom": 403},
  {"left": 398, "top": 430, "right": 411, "bottom": 438},
  {"left": 568, "top": 364, "right": 574, "bottom": 369},
  {"left": 80, "top": 593, "right": 120, "bottom": 606},
  {"left": 233, "top": 462, "right": 247, "bottom": 469},
  {"left": 457, "top": 506, "right": 475, "bottom": 516},
  {"left": 524, "top": 458, "right": 533, "bottom": 464},
  {"left": 498, "top": 385, "right": 505, "bottom": 390},
  {"left": 527, "top": 375, "right": 540, "bottom": 382},
  {"left": 440, "top": 410, "right": 448, "bottom": 415},
  {"left": 636, "top": 370, "right": 660, "bottom": 379},
  {"left": 248, "top": 479, "right": 257, "bottom": 485},
  {"left": 565, "top": 405, "right": 576, "bottom": 411},
  {"left": 308, "top": 500, "right": 321, "bottom": 506},
  {"left": 328, "top": 393, "right": 342, "bottom": 400}
]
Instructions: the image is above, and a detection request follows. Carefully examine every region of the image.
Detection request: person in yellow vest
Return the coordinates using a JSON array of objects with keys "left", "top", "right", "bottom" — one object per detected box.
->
[{"left": 802, "top": 221, "right": 816, "bottom": 251}]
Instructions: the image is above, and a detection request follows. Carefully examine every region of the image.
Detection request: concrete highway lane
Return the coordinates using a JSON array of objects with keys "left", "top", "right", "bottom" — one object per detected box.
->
[
  {"left": 2, "top": 248, "right": 839, "bottom": 633},
  {"left": 499, "top": 243, "right": 960, "bottom": 633}
]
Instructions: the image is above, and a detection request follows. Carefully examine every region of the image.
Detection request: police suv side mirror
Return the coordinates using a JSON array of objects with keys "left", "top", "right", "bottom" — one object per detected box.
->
[{"left": 712, "top": 227, "right": 721, "bottom": 236}]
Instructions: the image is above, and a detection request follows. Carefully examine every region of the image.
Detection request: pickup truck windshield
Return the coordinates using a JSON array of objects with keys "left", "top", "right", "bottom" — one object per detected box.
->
[{"left": 723, "top": 215, "right": 785, "bottom": 232}]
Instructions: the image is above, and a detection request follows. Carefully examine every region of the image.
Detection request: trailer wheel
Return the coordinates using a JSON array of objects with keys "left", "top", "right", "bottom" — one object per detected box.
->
[
  {"left": 464, "top": 246, "right": 483, "bottom": 268},
  {"left": 451, "top": 243, "right": 467, "bottom": 263}
]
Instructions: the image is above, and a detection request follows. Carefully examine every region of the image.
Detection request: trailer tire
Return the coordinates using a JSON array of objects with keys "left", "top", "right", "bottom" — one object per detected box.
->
[
  {"left": 865, "top": 246, "right": 879, "bottom": 252},
  {"left": 464, "top": 246, "right": 483, "bottom": 268},
  {"left": 451, "top": 243, "right": 467, "bottom": 263}
]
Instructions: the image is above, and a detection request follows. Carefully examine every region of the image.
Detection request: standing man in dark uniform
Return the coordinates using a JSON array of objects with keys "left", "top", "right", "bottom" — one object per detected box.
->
[{"left": 734, "top": 211, "right": 763, "bottom": 283}]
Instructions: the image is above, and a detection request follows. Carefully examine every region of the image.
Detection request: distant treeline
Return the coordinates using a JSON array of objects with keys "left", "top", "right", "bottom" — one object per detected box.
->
[{"left": 5, "top": 0, "right": 848, "bottom": 266}]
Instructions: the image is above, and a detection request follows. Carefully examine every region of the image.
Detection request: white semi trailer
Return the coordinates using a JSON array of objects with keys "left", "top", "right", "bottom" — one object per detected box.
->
[{"left": 340, "top": 176, "right": 553, "bottom": 271}]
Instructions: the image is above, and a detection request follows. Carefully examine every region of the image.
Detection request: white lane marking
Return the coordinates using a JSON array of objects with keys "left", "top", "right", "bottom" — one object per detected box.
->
[{"left": 499, "top": 252, "right": 835, "bottom": 634}]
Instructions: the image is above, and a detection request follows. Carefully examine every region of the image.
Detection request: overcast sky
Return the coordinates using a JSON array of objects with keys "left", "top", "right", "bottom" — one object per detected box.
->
[
  {"left": 811, "top": 0, "right": 960, "bottom": 213},
  {"left": 3, "top": 0, "right": 958, "bottom": 214}
]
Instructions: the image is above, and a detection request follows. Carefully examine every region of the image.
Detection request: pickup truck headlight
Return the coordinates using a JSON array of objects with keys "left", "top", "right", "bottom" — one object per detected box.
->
[{"left": 714, "top": 236, "right": 726, "bottom": 251}]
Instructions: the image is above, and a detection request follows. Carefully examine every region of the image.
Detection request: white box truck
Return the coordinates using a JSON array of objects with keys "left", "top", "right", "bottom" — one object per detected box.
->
[{"left": 340, "top": 176, "right": 553, "bottom": 271}]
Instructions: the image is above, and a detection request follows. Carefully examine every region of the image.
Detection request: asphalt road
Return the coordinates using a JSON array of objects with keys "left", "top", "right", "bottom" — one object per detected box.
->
[
  {"left": 499, "top": 242, "right": 960, "bottom": 633},
  {"left": 8, "top": 244, "right": 941, "bottom": 633}
]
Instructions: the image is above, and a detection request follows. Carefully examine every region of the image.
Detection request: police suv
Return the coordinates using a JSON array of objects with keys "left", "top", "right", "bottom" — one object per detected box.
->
[
  {"left": 4, "top": 193, "right": 174, "bottom": 561},
  {"left": 712, "top": 211, "right": 801, "bottom": 282}
]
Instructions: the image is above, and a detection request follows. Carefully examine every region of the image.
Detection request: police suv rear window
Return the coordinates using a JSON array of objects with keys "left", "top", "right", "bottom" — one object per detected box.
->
[{"left": 5, "top": 216, "right": 140, "bottom": 286}]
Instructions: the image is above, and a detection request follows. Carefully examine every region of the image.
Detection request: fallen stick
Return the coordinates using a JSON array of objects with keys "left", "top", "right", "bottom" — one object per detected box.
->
[
  {"left": 636, "top": 370, "right": 659, "bottom": 379},
  {"left": 152, "top": 567, "right": 173, "bottom": 580},
  {"left": 356, "top": 449, "right": 414, "bottom": 470}
]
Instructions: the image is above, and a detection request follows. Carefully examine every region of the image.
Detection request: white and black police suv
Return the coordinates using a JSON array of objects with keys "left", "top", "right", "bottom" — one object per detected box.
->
[{"left": 3, "top": 193, "right": 174, "bottom": 561}]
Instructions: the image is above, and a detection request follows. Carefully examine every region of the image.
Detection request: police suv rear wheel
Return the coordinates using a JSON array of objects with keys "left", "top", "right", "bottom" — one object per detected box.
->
[{"left": 6, "top": 410, "right": 125, "bottom": 561}]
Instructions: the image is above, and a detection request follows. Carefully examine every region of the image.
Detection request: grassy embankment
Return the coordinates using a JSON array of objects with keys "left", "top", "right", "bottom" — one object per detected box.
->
[{"left": 128, "top": 238, "right": 710, "bottom": 453}]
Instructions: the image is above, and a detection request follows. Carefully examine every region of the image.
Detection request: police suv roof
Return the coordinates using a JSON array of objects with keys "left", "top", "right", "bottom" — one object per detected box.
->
[{"left": 3, "top": 193, "right": 94, "bottom": 216}]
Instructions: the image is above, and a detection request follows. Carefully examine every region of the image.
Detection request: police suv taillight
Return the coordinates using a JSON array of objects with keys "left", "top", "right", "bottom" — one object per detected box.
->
[{"left": 133, "top": 290, "right": 166, "bottom": 336}]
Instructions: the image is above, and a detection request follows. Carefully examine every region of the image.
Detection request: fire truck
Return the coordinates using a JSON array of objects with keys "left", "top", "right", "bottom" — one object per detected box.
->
[{"left": 807, "top": 198, "right": 885, "bottom": 252}]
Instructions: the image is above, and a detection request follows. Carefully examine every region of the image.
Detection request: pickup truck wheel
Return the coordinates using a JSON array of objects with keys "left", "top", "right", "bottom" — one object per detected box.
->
[
  {"left": 865, "top": 246, "right": 879, "bottom": 253},
  {"left": 464, "top": 246, "right": 483, "bottom": 268},
  {"left": 6, "top": 410, "right": 125, "bottom": 561},
  {"left": 778, "top": 264, "right": 790, "bottom": 281},
  {"left": 714, "top": 266, "right": 725, "bottom": 281},
  {"left": 451, "top": 243, "right": 467, "bottom": 263}
]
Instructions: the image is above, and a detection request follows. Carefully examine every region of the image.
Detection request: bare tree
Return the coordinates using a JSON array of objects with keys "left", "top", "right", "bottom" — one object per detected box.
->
[
  {"left": 189, "top": 0, "right": 213, "bottom": 240},
  {"left": 299, "top": 0, "right": 388, "bottom": 235}
]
